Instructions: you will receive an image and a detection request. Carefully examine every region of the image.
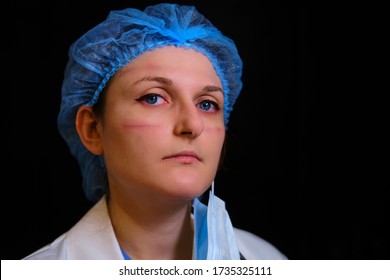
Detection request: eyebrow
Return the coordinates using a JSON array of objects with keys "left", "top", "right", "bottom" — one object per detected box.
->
[
  {"left": 203, "top": 85, "right": 223, "bottom": 93},
  {"left": 133, "top": 76, "right": 223, "bottom": 94},
  {"left": 133, "top": 76, "right": 172, "bottom": 86}
]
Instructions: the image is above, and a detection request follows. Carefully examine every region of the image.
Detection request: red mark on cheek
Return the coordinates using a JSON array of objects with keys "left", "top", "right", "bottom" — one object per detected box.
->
[
  {"left": 205, "top": 126, "right": 226, "bottom": 134},
  {"left": 123, "top": 121, "right": 165, "bottom": 129}
]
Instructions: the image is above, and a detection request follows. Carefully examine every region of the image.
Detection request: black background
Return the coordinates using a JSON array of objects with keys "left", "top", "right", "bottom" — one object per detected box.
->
[{"left": 2, "top": 0, "right": 389, "bottom": 260}]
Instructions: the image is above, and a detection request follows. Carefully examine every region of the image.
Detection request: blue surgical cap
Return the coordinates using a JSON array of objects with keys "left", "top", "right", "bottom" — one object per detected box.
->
[{"left": 58, "top": 3, "right": 243, "bottom": 202}]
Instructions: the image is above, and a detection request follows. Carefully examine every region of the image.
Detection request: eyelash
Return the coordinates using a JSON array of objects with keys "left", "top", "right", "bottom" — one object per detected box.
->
[
  {"left": 135, "top": 93, "right": 166, "bottom": 105},
  {"left": 198, "top": 100, "right": 220, "bottom": 111},
  {"left": 136, "top": 93, "right": 220, "bottom": 112}
]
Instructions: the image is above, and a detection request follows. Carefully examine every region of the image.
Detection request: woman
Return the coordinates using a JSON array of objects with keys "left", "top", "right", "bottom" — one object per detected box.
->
[{"left": 24, "top": 3, "right": 287, "bottom": 260}]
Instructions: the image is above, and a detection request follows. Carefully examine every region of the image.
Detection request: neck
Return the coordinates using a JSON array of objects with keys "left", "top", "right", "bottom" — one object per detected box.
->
[{"left": 107, "top": 192, "right": 194, "bottom": 260}]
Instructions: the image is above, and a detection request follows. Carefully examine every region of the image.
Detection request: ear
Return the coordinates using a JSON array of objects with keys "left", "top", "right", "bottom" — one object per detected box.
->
[{"left": 75, "top": 106, "right": 103, "bottom": 155}]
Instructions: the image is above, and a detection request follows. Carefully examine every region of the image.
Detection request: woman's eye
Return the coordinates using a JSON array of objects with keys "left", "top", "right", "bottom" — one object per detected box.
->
[
  {"left": 136, "top": 93, "right": 165, "bottom": 105},
  {"left": 198, "top": 100, "right": 220, "bottom": 112}
]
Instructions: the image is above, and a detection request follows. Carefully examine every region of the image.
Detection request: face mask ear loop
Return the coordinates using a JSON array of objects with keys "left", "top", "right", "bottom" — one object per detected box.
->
[
  {"left": 208, "top": 181, "right": 216, "bottom": 205},
  {"left": 206, "top": 179, "right": 241, "bottom": 260}
]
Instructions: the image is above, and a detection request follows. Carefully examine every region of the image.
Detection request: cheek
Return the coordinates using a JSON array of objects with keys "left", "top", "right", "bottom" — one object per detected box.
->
[
  {"left": 121, "top": 120, "right": 169, "bottom": 145},
  {"left": 123, "top": 121, "right": 165, "bottom": 129},
  {"left": 122, "top": 119, "right": 168, "bottom": 137},
  {"left": 205, "top": 126, "right": 226, "bottom": 142},
  {"left": 204, "top": 126, "right": 226, "bottom": 161},
  {"left": 103, "top": 116, "right": 167, "bottom": 146},
  {"left": 103, "top": 120, "right": 168, "bottom": 165}
]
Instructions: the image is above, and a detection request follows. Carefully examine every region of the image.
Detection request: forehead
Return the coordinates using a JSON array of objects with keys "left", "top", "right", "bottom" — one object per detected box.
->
[{"left": 116, "top": 46, "right": 219, "bottom": 81}]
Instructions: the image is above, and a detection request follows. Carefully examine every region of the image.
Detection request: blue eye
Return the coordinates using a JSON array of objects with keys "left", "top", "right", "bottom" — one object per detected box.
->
[
  {"left": 198, "top": 100, "right": 219, "bottom": 112},
  {"left": 145, "top": 94, "right": 158, "bottom": 104},
  {"left": 136, "top": 94, "right": 165, "bottom": 105}
]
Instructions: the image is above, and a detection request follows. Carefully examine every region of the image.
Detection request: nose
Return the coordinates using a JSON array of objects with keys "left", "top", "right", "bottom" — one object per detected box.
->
[{"left": 173, "top": 102, "right": 205, "bottom": 138}]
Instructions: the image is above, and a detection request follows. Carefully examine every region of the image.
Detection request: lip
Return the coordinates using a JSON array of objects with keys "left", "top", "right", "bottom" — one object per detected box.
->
[{"left": 163, "top": 150, "right": 201, "bottom": 163}]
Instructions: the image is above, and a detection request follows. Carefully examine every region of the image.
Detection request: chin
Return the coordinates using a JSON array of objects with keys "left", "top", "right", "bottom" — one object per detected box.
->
[{"left": 161, "top": 180, "right": 210, "bottom": 201}]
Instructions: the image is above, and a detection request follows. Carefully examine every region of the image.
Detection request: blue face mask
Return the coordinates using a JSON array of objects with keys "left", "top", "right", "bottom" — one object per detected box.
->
[{"left": 193, "top": 182, "right": 240, "bottom": 259}]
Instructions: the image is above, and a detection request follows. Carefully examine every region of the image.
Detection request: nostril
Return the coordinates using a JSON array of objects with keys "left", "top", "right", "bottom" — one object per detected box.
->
[{"left": 180, "top": 131, "right": 193, "bottom": 135}]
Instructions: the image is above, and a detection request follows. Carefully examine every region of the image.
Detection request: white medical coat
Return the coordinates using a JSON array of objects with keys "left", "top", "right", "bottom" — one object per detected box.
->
[{"left": 24, "top": 196, "right": 287, "bottom": 260}]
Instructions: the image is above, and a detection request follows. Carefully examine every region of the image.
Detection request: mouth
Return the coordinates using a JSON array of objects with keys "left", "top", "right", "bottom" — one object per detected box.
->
[{"left": 163, "top": 150, "right": 201, "bottom": 163}]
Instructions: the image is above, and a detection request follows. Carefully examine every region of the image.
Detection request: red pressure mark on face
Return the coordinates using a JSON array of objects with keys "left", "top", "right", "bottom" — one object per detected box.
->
[
  {"left": 204, "top": 126, "right": 225, "bottom": 134},
  {"left": 123, "top": 121, "right": 166, "bottom": 129}
]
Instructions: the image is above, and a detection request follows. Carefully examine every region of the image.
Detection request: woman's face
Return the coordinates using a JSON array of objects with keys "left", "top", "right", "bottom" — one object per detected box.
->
[{"left": 98, "top": 46, "right": 225, "bottom": 203}]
